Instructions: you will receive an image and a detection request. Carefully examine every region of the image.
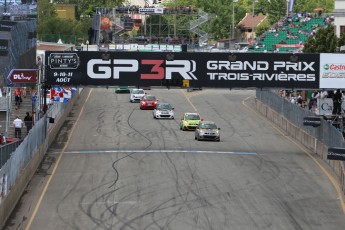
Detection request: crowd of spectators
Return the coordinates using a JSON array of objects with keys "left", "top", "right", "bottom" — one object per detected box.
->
[
  {"left": 280, "top": 89, "right": 345, "bottom": 115},
  {"left": 260, "top": 12, "right": 334, "bottom": 50}
]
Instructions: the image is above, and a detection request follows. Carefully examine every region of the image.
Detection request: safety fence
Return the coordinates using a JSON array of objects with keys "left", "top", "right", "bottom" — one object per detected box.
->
[
  {"left": 256, "top": 89, "right": 345, "bottom": 149},
  {"left": 0, "top": 113, "right": 46, "bottom": 203},
  {"left": 256, "top": 89, "right": 345, "bottom": 197},
  {"left": 0, "top": 89, "right": 80, "bottom": 205}
]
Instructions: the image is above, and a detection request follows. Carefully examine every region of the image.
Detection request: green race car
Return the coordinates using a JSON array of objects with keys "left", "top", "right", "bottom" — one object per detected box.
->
[
  {"left": 115, "top": 87, "right": 130, "bottom": 94},
  {"left": 180, "top": 112, "right": 202, "bottom": 131}
]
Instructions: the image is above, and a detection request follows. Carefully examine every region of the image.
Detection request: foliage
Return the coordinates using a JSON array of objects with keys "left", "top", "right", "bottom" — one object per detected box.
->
[
  {"left": 39, "top": 0, "right": 336, "bottom": 44},
  {"left": 293, "top": 0, "right": 334, "bottom": 14},
  {"left": 266, "top": 0, "right": 288, "bottom": 24},
  {"left": 37, "top": 0, "right": 57, "bottom": 34},
  {"left": 255, "top": 20, "right": 270, "bottom": 37},
  {"left": 303, "top": 24, "right": 337, "bottom": 53},
  {"left": 338, "top": 32, "right": 345, "bottom": 49}
]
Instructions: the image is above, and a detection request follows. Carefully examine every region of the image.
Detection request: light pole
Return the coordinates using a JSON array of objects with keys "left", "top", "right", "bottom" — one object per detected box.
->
[
  {"left": 252, "top": 0, "right": 255, "bottom": 39},
  {"left": 232, "top": 0, "right": 238, "bottom": 40},
  {"left": 174, "top": 0, "right": 177, "bottom": 38},
  {"left": 86, "top": 40, "right": 89, "bottom": 51}
]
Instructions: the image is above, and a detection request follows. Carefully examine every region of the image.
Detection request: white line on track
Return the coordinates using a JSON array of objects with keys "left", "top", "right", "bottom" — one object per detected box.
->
[{"left": 63, "top": 149, "right": 257, "bottom": 155}]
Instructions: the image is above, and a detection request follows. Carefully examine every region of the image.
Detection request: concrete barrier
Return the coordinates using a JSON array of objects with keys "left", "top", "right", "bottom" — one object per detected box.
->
[{"left": 255, "top": 98, "right": 345, "bottom": 197}]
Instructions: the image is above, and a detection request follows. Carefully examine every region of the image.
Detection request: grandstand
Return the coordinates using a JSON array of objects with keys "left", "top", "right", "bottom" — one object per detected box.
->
[{"left": 252, "top": 13, "right": 332, "bottom": 53}]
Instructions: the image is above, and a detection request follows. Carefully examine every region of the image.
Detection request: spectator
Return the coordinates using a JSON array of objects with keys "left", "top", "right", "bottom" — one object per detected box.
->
[
  {"left": 332, "top": 89, "right": 342, "bottom": 115},
  {"left": 24, "top": 112, "right": 33, "bottom": 134},
  {"left": 31, "top": 91, "right": 37, "bottom": 110},
  {"left": 13, "top": 116, "right": 23, "bottom": 139},
  {"left": 14, "top": 87, "right": 22, "bottom": 109},
  {"left": 308, "top": 90, "right": 318, "bottom": 110}
]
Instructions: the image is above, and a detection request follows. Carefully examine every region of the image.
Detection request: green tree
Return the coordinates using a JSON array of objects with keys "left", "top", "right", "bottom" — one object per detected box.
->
[
  {"left": 338, "top": 32, "right": 345, "bottom": 47},
  {"left": 37, "top": 0, "right": 58, "bottom": 34},
  {"left": 303, "top": 24, "right": 338, "bottom": 53},
  {"left": 266, "top": 0, "right": 287, "bottom": 24},
  {"left": 255, "top": 20, "right": 270, "bottom": 37}
]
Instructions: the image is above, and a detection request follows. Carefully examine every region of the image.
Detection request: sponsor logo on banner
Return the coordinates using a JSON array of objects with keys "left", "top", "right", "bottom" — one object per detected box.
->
[
  {"left": 48, "top": 53, "right": 80, "bottom": 69},
  {"left": 87, "top": 59, "right": 197, "bottom": 80},
  {"left": 320, "top": 53, "right": 345, "bottom": 88},
  {"left": 7, "top": 69, "right": 38, "bottom": 83},
  {"left": 47, "top": 53, "right": 80, "bottom": 83}
]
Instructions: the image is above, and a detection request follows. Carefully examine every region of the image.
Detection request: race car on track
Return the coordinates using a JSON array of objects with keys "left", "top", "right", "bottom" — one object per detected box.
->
[
  {"left": 140, "top": 95, "right": 159, "bottom": 110},
  {"left": 195, "top": 121, "right": 220, "bottom": 141},
  {"left": 130, "top": 89, "right": 145, "bottom": 102},
  {"left": 180, "top": 112, "right": 201, "bottom": 131},
  {"left": 153, "top": 103, "right": 174, "bottom": 119},
  {"left": 115, "top": 87, "right": 130, "bottom": 94}
]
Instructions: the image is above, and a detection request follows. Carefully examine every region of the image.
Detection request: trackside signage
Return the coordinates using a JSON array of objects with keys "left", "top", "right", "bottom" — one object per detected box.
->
[
  {"left": 45, "top": 51, "right": 320, "bottom": 88},
  {"left": 303, "top": 116, "right": 321, "bottom": 127},
  {"left": 327, "top": 148, "right": 345, "bottom": 161},
  {"left": 320, "top": 53, "right": 345, "bottom": 89}
]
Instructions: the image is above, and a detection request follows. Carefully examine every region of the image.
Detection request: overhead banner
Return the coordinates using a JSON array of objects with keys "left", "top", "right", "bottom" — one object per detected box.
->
[
  {"left": 320, "top": 53, "right": 345, "bottom": 89},
  {"left": 45, "top": 51, "right": 320, "bottom": 88}
]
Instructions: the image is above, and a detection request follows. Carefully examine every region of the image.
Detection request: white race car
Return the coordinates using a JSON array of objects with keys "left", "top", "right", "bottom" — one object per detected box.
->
[
  {"left": 129, "top": 89, "right": 145, "bottom": 102},
  {"left": 153, "top": 103, "right": 174, "bottom": 119}
]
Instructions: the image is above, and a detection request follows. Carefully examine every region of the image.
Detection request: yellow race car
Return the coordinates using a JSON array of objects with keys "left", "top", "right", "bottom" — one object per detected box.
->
[{"left": 180, "top": 112, "right": 201, "bottom": 131}]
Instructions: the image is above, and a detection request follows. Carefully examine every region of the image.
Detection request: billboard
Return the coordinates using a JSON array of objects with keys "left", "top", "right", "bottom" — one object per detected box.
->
[
  {"left": 45, "top": 51, "right": 320, "bottom": 88},
  {"left": 319, "top": 53, "right": 345, "bottom": 88}
]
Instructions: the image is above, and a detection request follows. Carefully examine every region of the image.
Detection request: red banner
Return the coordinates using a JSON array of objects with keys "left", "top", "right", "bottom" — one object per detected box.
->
[
  {"left": 7, "top": 69, "right": 38, "bottom": 84},
  {"left": 275, "top": 44, "right": 304, "bottom": 48}
]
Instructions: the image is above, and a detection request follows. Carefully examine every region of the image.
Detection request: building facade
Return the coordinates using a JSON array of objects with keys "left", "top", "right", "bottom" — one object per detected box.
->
[{"left": 333, "top": 0, "right": 345, "bottom": 37}]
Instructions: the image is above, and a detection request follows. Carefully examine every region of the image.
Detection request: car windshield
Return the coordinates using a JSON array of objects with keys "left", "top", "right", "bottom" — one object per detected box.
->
[
  {"left": 186, "top": 114, "right": 200, "bottom": 120},
  {"left": 144, "top": 95, "right": 156, "bottom": 100},
  {"left": 158, "top": 104, "right": 172, "bottom": 110},
  {"left": 200, "top": 123, "right": 217, "bottom": 129},
  {"left": 132, "top": 90, "right": 144, "bottom": 94}
]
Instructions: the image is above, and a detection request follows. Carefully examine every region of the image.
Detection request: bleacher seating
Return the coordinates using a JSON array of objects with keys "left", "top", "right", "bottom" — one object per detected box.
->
[{"left": 252, "top": 14, "right": 331, "bottom": 53}]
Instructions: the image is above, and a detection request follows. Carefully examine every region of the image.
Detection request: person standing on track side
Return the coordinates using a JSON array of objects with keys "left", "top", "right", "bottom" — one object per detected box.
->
[{"left": 332, "top": 89, "right": 342, "bottom": 115}]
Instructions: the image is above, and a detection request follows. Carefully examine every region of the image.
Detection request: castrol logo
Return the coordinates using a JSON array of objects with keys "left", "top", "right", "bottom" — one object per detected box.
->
[{"left": 324, "top": 63, "right": 345, "bottom": 71}]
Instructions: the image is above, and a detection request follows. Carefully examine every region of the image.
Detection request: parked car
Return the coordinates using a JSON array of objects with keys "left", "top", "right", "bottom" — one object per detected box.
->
[
  {"left": 140, "top": 95, "right": 159, "bottom": 110},
  {"left": 130, "top": 89, "right": 145, "bottom": 102},
  {"left": 195, "top": 121, "right": 220, "bottom": 141},
  {"left": 180, "top": 112, "right": 201, "bottom": 131},
  {"left": 115, "top": 87, "right": 130, "bottom": 94},
  {"left": 153, "top": 103, "right": 174, "bottom": 119}
]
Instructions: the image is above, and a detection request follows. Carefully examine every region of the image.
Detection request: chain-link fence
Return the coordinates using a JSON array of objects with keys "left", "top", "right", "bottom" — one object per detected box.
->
[{"left": 256, "top": 89, "right": 345, "bottom": 149}]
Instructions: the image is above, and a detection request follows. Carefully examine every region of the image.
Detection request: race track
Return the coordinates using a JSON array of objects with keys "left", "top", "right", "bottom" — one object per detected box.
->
[{"left": 5, "top": 88, "right": 345, "bottom": 230}]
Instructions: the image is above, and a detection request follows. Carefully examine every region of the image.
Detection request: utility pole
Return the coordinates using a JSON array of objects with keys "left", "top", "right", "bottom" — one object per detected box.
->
[
  {"left": 174, "top": 0, "right": 177, "bottom": 38},
  {"left": 252, "top": 0, "right": 255, "bottom": 39},
  {"left": 232, "top": 0, "right": 238, "bottom": 40}
]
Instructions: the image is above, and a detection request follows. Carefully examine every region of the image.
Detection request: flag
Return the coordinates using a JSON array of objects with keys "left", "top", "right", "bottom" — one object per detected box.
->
[{"left": 50, "top": 87, "right": 77, "bottom": 102}]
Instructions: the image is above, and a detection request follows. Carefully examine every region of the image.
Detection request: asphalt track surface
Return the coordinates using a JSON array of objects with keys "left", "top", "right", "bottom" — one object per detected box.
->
[{"left": 5, "top": 88, "right": 345, "bottom": 230}]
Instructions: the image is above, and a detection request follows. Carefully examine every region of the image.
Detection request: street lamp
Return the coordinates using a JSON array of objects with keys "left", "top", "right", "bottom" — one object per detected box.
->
[
  {"left": 86, "top": 40, "right": 89, "bottom": 51},
  {"left": 232, "top": 0, "right": 238, "bottom": 40},
  {"left": 252, "top": 0, "right": 255, "bottom": 39}
]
